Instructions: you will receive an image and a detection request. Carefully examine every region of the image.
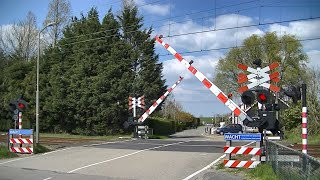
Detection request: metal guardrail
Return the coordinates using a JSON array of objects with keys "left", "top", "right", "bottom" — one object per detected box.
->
[{"left": 265, "top": 140, "right": 320, "bottom": 180}]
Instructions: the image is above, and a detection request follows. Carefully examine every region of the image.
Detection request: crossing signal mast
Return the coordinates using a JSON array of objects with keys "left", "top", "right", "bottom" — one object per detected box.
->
[
  {"left": 237, "top": 59, "right": 282, "bottom": 134},
  {"left": 128, "top": 95, "right": 145, "bottom": 119},
  {"left": 8, "top": 95, "right": 29, "bottom": 129}
]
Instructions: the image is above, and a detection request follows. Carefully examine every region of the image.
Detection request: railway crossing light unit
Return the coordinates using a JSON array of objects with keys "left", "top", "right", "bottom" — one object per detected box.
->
[
  {"left": 256, "top": 89, "right": 272, "bottom": 105},
  {"left": 241, "top": 90, "right": 255, "bottom": 106},
  {"left": 240, "top": 89, "right": 273, "bottom": 106},
  {"left": 240, "top": 89, "right": 278, "bottom": 131},
  {"left": 16, "top": 98, "right": 28, "bottom": 112},
  {"left": 237, "top": 60, "right": 281, "bottom": 132},
  {"left": 8, "top": 97, "right": 29, "bottom": 112},
  {"left": 9, "top": 101, "right": 17, "bottom": 112}
]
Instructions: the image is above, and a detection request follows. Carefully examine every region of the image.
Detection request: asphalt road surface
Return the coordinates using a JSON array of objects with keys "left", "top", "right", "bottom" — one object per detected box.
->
[{"left": 0, "top": 126, "right": 247, "bottom": 180}]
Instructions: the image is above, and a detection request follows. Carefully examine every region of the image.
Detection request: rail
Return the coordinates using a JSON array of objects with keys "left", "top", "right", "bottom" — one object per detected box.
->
[{"left": 265, "top": 139, "right": 320, "bottom": 179}]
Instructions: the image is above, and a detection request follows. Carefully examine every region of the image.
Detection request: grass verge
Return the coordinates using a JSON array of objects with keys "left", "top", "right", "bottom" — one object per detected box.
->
[
  {"left": 215, "top": 161, "right": 279, "bottom": 180},
  {"left": 0, "top": 145, "right": 18, "bottom": 159},
  {"left": 285, "top": 131, "right": 320, "bottom": 144},
  {"left": 34, "top": 144, "right": 51, "bottom": 154},
  {"left": 246, "top": 163, "right": 279, "bottom": 180},
  {"left": 148, "top": 135, "right": 169, "bottom": 139}
]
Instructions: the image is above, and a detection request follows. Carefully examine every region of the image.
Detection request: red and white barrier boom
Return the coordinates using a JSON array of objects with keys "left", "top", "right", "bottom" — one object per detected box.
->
[
  {"left": 138, "top": 76, "right": 184, "bottom": 123},
  {"left": 155, "top": 35, "right": 252, "bottom": 122}
]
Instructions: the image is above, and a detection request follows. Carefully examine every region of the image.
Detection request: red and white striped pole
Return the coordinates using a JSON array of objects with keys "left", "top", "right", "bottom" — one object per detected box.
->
[
  {"left": 19, "top": 112, "right": 22, "bottom": 146},
  {"left": 19, "top": 112, "right": 22, "bottom": 130},
  {"left": 138, "top": 76, "right": 183, "bottom": 123},
  {"left": 155, "top": 35, "right": 252, "bottom": 122},
  {"left": 301, "top": 84, "right": 307, "bottom": 154}
]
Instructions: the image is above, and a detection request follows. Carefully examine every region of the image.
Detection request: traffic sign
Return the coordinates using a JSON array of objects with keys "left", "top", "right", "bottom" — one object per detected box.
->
[
  {"left": 9, "top": 129, "right": 33, "bottom": 135},
  {"left": 14, "top": 109, "right": 19, "bottom": 115},
  {"left": 13, "top": 115, "right": 18, "bottom": 121},
  {"left": 224, "top": 133, "right": 262, "bottom": 141}
]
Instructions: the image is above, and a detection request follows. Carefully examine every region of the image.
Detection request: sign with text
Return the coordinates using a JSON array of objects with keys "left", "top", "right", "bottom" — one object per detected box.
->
[
  {"left": 224, "top": 133, "right": 261, "bottom": 141},
  {"left": 9, "top": 129, "right": 33, "bottom": 135}
]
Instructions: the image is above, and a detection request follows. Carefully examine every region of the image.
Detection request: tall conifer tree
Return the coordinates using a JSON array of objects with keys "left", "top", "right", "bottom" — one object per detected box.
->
[{"left": 118, "top": 1, "right": 167, "bottom": 117}]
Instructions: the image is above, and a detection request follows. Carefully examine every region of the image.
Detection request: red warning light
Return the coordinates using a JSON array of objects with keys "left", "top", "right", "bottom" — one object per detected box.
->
[{"left": 18, "top": 103, "right": 25, "bottom": 110}]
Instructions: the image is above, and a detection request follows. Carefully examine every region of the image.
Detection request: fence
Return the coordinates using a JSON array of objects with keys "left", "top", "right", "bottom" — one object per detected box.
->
[{"left": 265, "top": 139, "right": 320, "bottom": 180}]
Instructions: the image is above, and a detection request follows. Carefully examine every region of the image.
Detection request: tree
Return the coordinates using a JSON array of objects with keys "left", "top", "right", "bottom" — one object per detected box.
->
[
  {"left": 3, "top": 11, "right": 38, "bottom": 61},
  {"left": 44, "top": 0, "right": 71, "bottom": 46},
  {"left": 118, "top": 0, "right": 167, "bottom": 118},
  {"left": 214, "top": 32, "right": 308, "bottom": 95},
  {"left": 214, "top": 32, "right": 320, "bottom": 134}
]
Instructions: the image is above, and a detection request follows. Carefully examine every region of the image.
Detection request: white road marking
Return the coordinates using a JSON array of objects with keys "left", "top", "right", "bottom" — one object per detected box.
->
[
  {"left": 182, "top": 141, "right": 256, "bottom": 180},
  {"left": 83, "top": 139, "right": 132, "bottom": 147},
  {"left": 0, "top": 140, "right": 132, "bottom": 165},
  {"left": 42, "top": 177, "right": 52, "bottom": 180},
  {"left": 183, "top": 154, "right": 226, "bottom": 180},
  {"left": 67, "top": 141, "right": 187, "bottom": 173}
]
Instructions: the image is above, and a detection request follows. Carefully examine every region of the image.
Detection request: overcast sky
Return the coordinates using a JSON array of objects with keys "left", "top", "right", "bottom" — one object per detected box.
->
[{"left": 1, "top": 0, "right": 319, "bottom": 117}]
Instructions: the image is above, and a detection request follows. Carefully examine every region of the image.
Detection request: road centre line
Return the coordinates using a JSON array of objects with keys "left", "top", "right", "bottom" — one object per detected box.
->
[
  {"left": 67, "top": 141, "right": 188, "bottom": 173},
  {"left": 183, "top": 141, "right": 256, "bottom": 180}
]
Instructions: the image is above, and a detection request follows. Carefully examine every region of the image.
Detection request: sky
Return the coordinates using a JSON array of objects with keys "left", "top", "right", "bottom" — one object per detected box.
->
[{"left": 1, "top": 0, "right": 320, "bottom": 117}]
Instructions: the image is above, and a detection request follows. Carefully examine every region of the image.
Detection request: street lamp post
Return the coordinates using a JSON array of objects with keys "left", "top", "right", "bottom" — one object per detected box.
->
[{"left": 36, "top": 22, "right": 56, "bottom": 144}]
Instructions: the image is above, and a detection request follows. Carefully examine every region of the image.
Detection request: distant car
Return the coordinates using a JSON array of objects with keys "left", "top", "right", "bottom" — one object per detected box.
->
[{"left": 216, "top": 124, "right": 243, "bottom": 135}]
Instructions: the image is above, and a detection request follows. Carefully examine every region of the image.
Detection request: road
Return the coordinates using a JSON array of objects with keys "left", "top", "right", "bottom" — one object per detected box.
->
[{"left": 0, "top": 126, "right": 247, "bottom": 180}]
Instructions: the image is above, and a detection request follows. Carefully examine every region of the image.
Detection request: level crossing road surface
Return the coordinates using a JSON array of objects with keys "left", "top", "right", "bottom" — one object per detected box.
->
[{"left": 0, "top": 127, "right": 248, "bottom": 180}]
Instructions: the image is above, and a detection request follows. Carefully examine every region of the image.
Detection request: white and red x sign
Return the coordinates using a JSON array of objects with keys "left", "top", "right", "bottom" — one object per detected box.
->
[{"left": 238, "top": 62, "right": 280, "bottom": 93}]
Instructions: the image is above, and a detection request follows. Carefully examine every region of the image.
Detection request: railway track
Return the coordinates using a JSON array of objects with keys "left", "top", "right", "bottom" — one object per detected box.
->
[
  {"left": 1, "top": 133, "right": 319, "bottom": 157},
  {"left": 0, "top": 133, "right": 108, "bottom": 147},
  {"left": 290, "top": 144, "right": 320, "bottom": 158}
]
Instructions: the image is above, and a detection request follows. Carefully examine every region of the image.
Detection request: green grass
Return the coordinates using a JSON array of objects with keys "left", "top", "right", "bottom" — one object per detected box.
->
[
  {"left": 215, "top": 161, "right": 279, "bottom": 180},
  {"left": 148, "top": 135, "right": 169, "bottom": 139},
  {"left": 215, "top": 162, "right": 225, "bottom": 170},
  {"left": 246, "top": 163, "right": 279, "bottom": 180},
  {"left": 34, "top": 144, "right": 51, "bottom": 154},
  {"left": 285, "top": 131, "right": 320, "bottom": 145},
  {"left": 0, "top": 145, "right": 18, "bottom": 159}
]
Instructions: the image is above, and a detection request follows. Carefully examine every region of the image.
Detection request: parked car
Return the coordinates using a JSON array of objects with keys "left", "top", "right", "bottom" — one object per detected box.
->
[{"left": 216, "top": 124, "right": 243, "bottom": 135}]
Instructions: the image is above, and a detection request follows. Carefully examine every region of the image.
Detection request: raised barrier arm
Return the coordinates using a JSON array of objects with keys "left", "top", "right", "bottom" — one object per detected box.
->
[
  {"left": 155, "top": 35, "right": 252, "bottom": 122},
  {"left": 138, "top": 76, "right": 184, "bottom": 123}
]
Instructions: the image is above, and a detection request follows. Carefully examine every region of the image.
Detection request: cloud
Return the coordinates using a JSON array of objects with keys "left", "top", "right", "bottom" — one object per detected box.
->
[
  {"left": 268, "top": 19, "right": 320, "bottom": 50},
  {"left": 306, "top": 50, "right": 320, "bottom": 68},
  {"left": 162, "top": 52, "right": 229, "bottom": 116},
  {"left": 158, "top": 14, "right": 264, "bottom": 52},
  {"left": 156, "top": 14, "right": 320, "bottom": 116},
  {"left": 134, "top": 0, "right": 170, "bottom": 16}
]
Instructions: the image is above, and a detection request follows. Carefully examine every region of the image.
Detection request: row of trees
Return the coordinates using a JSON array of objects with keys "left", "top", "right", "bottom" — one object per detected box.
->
[
  {"left": 214, "top": 32, "right": 320, "bottom": 135},
  {"left": 0, "top": 0, "right": 174, "bottom": 135}
]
